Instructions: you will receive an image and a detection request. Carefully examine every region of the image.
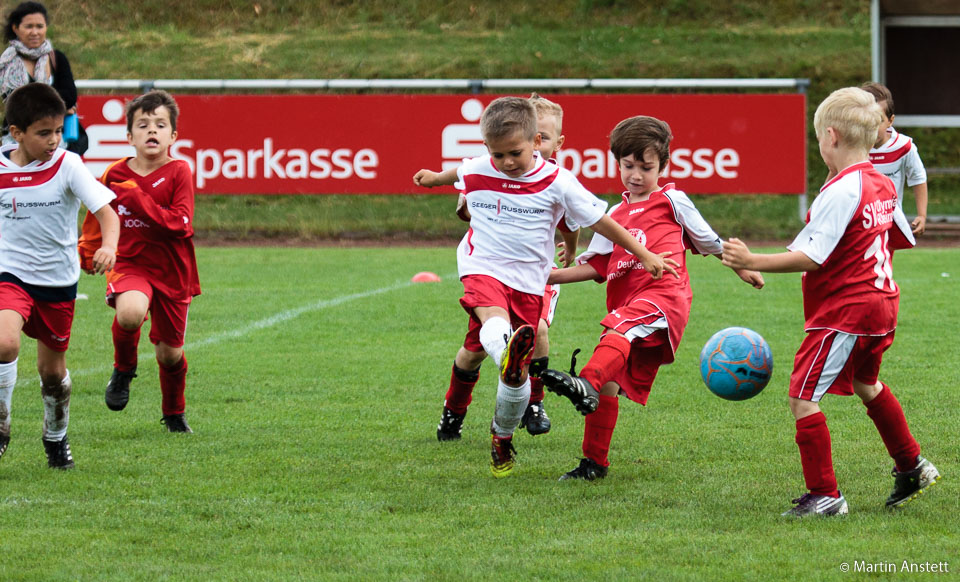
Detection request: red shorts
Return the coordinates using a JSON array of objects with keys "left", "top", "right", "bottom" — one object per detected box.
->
[
  {"left": 606, "top": 329, "right": 668, "bottom": 405},
  {"left": 540, "top": 283, "right": 560, "bottom": 326},
  {"left": 789, "top": 329, "right": 895, "bottom": 402},
  {"left": 460, "top": 275, "right": 542, "bottom": 352},
  {"left": 107, "top": 273, "right": 192, "bottom": 348},
  {"left": 0, "top": 282, "right": 74, "bottom": 352}
]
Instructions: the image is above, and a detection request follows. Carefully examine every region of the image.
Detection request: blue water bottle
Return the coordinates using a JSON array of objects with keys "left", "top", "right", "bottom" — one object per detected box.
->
[{"left": 64, "top": 113, "right": 79, "bottom": 143}]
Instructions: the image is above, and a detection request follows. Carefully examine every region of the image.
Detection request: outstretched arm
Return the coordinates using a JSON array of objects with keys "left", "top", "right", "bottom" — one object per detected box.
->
[
  {"left": 712, "top": 254, "right": 765, "bottom": 289},
  {"left": 558, "top": 228, "right": 580, "bottom": 267},
  {"left": 721, "top": 238, "right": 819, "bottom": 273},
  {"left": 547, "top": 263, "right": 600, "bottom": 285},
  {"left": 590, "top": 215, "right": 679, "bottom": 279},
  {"left": 413, "top": 167, "right": 459, "bottom": 188}
]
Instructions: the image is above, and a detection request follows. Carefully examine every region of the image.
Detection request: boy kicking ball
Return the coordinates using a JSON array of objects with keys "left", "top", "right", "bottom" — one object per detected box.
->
[{"left": 722, "top": 87, "right": 940, "bottom": 516}]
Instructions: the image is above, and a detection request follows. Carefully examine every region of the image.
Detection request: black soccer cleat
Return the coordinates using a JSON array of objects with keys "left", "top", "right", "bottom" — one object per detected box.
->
[
  {"left": 781, "top": 492, "right": 848, "bottom": 517},
  {"left": 886, "top": 455, "right": 940, "bottom": 507},
  {"left": 105, "top": 368, "right": 137, "bottom": 411},
  {"left": 519, "top": 401, "right": 551, "bottom": 435},
  {"left": 43, "top": 436, "right": 75, "bottom": 470},
  {"left": 559, "top": 457, "right": 608, "bottom": 481},
  {"left": 540, "top": 369, "right": 600, "bottom": 415},
  {"left": 0, "top": 433, "right": 9, "bottom": 461},
  {"left": 437, "top": 407, "right": 466, "bottom": 441},
  {"left": 161, "top": 414, "right": 193, "bottom": 433}
]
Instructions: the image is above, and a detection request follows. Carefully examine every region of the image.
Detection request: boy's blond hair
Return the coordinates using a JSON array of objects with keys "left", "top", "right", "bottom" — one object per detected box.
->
[
  {"left": 528, "top": 92, "right": 563, "bottom": 134},
  {"left": 813, "top": 87, "right": 883, "bottom": 153},
  {"left": 480, "top": 96, "right": 538, "bottom": 142}
]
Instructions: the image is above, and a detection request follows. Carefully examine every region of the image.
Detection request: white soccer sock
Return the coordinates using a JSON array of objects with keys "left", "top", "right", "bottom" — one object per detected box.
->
[
  {"left": 491, "top": 377, "right": 531, "bottom": 437},
  {"left": 479, "top": 317, "right": 511, "bottom": 367},
  {"left": 42, "top": 370, "right": 71, "bottom": 442},
  {"left": 0, "top": 359, "right": 17, "bottom": 436}
]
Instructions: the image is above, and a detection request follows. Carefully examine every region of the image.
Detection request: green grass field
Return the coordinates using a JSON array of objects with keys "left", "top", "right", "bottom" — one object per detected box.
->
[{"left": 1, "top": 245, "right": 957, "bottom": 580}]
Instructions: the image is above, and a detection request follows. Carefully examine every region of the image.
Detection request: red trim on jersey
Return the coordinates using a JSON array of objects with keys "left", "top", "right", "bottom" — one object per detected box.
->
[
  {"left": 820, "top": 162, "right": 873, "bottom": 193},
  {"left": 462, "top": 167, "right": 560, "bottom": 195},
  {"left": 0, "top": 155, "right": 65, "bottom": 190},
  {"left": 869, "top": 140, "right": 912, "bottom": 165},
  {"left": 466, "top": 227, "right": 475, "bottom": 255}
]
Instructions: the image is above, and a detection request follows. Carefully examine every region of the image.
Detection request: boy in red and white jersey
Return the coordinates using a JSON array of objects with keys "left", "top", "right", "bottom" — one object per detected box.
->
[
  {"left": 0, "top": 83, "right": 119, "bottom": 469},
  {"left": 413, "top": 97, "right": 677, "bottom": 477},
  {"left": 431, "top": 93, "right": 579, "bottom": 441},
  {"left": 79, "top": 90, "right": 200, "bottom": 433},
  {"left": 723, "top": 87, "right": 940, "bottom": 517},
  {"left": 540, "top": 116, "right": 763, "bottom": 481},
  {"left": 861, "top": 82, "right": 928, "bottom": 235}
]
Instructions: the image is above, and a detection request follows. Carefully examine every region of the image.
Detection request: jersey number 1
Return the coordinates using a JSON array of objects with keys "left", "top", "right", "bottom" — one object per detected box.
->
[{"left": 864, "top": 232, "right": 896, "bottom": 291}]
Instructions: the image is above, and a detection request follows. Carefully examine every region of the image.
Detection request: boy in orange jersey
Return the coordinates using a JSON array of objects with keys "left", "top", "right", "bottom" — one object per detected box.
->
[
  {"left": 79, "top": 90, "right": 200, "bottom": 433},
  {"left": 440, "top": 93, "right": 579, "bottom": 440},
  {"left": 723, "top": 87, "right": 940, "bottom": 516}
]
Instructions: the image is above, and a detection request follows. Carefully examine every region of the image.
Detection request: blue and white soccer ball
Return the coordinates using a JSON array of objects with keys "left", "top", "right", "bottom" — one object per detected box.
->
[{"left": 699, "top": 327, "right": 773, "bottom": 401}]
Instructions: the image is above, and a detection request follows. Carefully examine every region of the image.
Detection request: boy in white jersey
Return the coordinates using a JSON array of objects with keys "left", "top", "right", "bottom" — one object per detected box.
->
[
  {"left": 861, "top": 82, "right": 928, "bottom": 235},
  {"left": 424, "top": 93, "right": 578, "bottom": 442},
  {"left": 723, "top": 87, "right": 939, "bottom": 517},
  {"left": 0, "top": 83, "right": 119, "bottom": 469},
  {"left": 414, "top": 96, "right": 677, "bottom": 477}
]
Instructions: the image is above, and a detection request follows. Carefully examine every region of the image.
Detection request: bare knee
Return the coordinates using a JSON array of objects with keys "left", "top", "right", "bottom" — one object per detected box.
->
[
  {"left": 455, "top": 347, "right": 485, "bottom": 371},
  {"left": 156, "top": 344, "right": 183, "bottom": 368},
  {"left": 0, "top": 336, "right": 20, "bottom": 362},
  {"left": 853, "top": 379, "right": 882, "bottom": 403},
  {"left": 789, "top": 397, "right": 820, "bottom": 420}
]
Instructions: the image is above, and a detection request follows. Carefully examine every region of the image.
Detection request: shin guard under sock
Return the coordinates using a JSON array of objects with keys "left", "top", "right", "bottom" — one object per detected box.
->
[
  {"left": 865, "top": 384, "right": 921, "bottom": 472},
  {"left": 583, "top": 394, "right": 619, "bottom": 467},
  {"left": 112, "top": 318, "right": 141, "bottom": 372},
  {"left": 159, "top": 355, "right": 188, "bottom": 415},
  {"left": 581, "top": 334, "right": 631, "bottom": 390},
  {"left": 445, "top": 363, "right": 479, "bottom": 415},
  {"left": 795, "top": 412, "right": 839, "bottom": 498},
  {"left": 528, "top": 357, "right": 548, "bottom": 404}
]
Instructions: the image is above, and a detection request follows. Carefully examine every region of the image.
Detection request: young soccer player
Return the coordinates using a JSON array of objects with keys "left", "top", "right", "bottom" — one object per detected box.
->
[
  {"left": 540, "top": 115, "right": 764, "bottom": 481},
  {"left": 861, "top": 82, "right": 928, "bottom": 235},
  {"left": 439, "top": 93, "right": 579, "bottom": 440},
  {"left": 413, "top": 97, "right": 677, "bottom": 477},
  {"left": 78, "top": 90, "right": 200, "bottom": 433},
  {"left": 722, "top": 87, "right": 940, "bottom": 517},
  {"left": 0, "top": 82, "right": 119, "bottom": 469}
]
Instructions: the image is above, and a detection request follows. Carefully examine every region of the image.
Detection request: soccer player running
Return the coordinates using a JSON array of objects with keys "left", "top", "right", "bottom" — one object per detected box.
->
[
  {"left": 0, "top": 83, "right": 119, "bottom": 469},
  {"left": 79, "top": 90, "right": 200, "bottom": 433},
  {"left": 722, "top": 87, "right": 940, "bottom": 517},
  {"left": 414, "top": 97, "right": 678, "bottom": 477}
]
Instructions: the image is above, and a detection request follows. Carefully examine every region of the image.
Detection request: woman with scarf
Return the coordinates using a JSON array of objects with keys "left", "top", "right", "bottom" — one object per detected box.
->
[{"left": 0, "top": 2, "right": 77, "bottom": 145}]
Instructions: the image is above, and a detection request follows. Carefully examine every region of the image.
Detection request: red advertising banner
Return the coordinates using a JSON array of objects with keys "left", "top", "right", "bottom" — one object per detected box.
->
[{"left": 78, "top": 93, "right": 805, "bottom": 195}]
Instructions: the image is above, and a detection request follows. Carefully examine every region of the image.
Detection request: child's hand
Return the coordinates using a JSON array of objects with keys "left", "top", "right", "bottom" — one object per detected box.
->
[
  {"left": 721, "top": 238, "right": 753, "bottom": 270},
  {"left": 413, "top": 169, "right": 440, "bottom": 188},
  {"left": 735, "top": 268, "right": 765, "bottom": 289},
  {"left": 640, "top": 251, "right": 680, "bottom": 280},
  {"left": 91, "top": 245, "right": 116, "bottom": 274},
  {"left": 911, "top": 215, "right": 926, "bottom": 235},
  {"left": 455, "top": 193, "right": 471, "bottom": 222},
  {"left": 556, "top": 241, "right": 574, "bottom": 267}
]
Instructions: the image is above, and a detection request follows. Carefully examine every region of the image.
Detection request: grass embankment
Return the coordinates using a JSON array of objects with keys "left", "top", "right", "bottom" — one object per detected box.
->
[{"left": 49, "top": 0, "right": 960, "bottom": 241}]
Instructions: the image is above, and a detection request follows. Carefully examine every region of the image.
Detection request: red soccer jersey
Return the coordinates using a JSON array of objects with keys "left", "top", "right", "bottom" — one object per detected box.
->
[
  {"left": 578, "top": 184, "right": 722, "bottom": 360},
  {"left": 787, "top": 161, "right": 913, "bottom": 335},
  {"left": 80, "top": 158, "right": 200, "bottom": 301}
]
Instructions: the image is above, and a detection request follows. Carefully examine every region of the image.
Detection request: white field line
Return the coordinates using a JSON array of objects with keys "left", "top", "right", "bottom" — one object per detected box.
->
[{"left": 19, "top": 273, "right": 455, "bottom": 386}]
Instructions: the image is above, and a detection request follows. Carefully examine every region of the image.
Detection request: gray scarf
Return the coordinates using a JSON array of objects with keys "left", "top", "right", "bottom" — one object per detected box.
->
[{"left": 0, "top": 39, "right": 53, "bottom": 99}]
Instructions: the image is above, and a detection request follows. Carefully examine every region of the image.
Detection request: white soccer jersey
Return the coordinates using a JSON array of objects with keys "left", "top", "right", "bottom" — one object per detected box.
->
[
  {"left": 868, "top": 128, "right": 927, "bottom": 208},
  {"left": 456, "top": 154, "right": 607, "bottom": 295},
  {"left": 0, "top": 145, "right": 115, "bottom": 287}
]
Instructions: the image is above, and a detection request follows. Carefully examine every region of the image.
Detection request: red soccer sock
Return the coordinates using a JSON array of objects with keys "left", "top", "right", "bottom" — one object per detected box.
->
[
  {"left": 795, "top": 412, "right": 839, "bottom": 497},
  {"left": 529, "top": 376, "right": 544, "bottom": 404},
  {"left": 444, "top": 363, "right": 479, "bottom": 415},
  {"left": 865, "top": 383, "right": 921, "bottom": 472},
  {"left": 581, "top": 334, "right": 631, "bottom": 390},
  {"left": 582, "top": 394, "right": 619, "bottom": 467},
  {"left": 159, "top": 354, "right": 188, "bottom": 415},
  {"left": 112, "top": 317, "right": 141, "bottom": 372}
]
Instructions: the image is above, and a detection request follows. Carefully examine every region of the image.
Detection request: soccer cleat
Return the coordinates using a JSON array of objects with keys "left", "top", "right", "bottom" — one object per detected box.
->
[
  {"left": 490, "top": 433, "right": 517, "bottom": 478},
  {"left": 499, "top": 325, "right": 536, "bottom": 385},
  {"left": 519, "top": 401, "right": 551, "bottom": 435},
  {"left": 540, "top": 369, "right": 600, "bottom": 415},
  {"left": 886, "top": 455, "right": 941, "bottom": 507},
  {"left": 781, "top": 492, "right": 848, "bottom": 517},
  {"left": 43, "top": 436, "right": 74, "bottom": 470},
  {"left": 0, "top": 433, "right": 9, "bottom": 461},
  {"left": 437, "top": 407, "right": 466, "bottom": 441},
  {"left": 161, "top": 414, "right": 193, "bottom": 433},
  {"left": 559, "top": 457, "right": 608, "bottom": 481},
  {"left": 105, "top": 368, "right": 137, "bottom": 411}
]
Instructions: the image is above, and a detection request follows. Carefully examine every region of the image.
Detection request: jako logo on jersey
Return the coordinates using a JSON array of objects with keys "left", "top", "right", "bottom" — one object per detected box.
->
[
  {"left": 117, "top": 205, "right": 132, "bottom": 216},
  {"left": 629, "top": 207, "right": 645, "bottom": 216},
  {"left": 12, "top": 176, "right": 32, "bottom": 183},
  {"left": 152, "top": 177, "right": 166, "bottom": 188}
]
